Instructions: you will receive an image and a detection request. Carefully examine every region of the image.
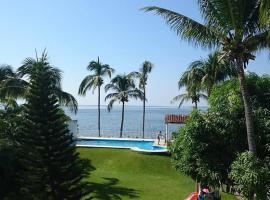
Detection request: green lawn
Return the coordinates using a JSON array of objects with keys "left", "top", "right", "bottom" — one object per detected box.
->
[{"left": 79, "top": 148, "right": 236, "bottom": 200}]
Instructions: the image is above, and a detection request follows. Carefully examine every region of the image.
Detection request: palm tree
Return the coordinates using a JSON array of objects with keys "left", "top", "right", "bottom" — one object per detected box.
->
[
  {"left": 132, "top": 61, "right": 153, "bottom": 139},
  {"left": 0, "top": 51, "right": 78, "bottom": 113},
  {"left": 78, "top": 57, "right": 114, "bottom": 137},
  {"left": 178, "top": 63, "right": 204, "bottom": 95},
  {"left": 185, "top": 51, "right": 237, "bottom": 96},
  {"left": 0, "top": 65, "right": 16, "bottom": 100},
  {"left": 105, "top": 73, "right": 144, "bottom": 138},
  {"left": 0, "top": 65, "right": 19, "bottom": 109},
  {"left": 171, "top": 89, "right": 207, "bottom": 109},
  {"left": 142, "top": 0, "right": 270, "bottom": 154}
]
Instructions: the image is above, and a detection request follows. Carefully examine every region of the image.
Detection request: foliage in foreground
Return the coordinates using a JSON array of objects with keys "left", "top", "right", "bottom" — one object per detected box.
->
[
  {"left": 170, "top": 74, "right": 270, "bottom": 198},
  {"left": 230, "top": 152, "right": 270, "bottom": 200}
]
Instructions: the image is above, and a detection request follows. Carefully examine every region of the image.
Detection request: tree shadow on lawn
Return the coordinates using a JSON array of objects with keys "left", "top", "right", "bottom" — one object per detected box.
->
[{"left": 85, "top": 177, "right": 140, "bottom": 200}]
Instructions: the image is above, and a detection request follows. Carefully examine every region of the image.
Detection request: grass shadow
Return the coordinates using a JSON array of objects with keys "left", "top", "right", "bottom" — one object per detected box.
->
[{"left": 85, "top": 177, "right": 140, "bottom": 200}]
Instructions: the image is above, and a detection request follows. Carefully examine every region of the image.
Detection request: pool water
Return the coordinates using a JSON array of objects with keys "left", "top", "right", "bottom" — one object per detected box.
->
[{"left": 76, "top": 138, "right": 166, "bottom": 151}]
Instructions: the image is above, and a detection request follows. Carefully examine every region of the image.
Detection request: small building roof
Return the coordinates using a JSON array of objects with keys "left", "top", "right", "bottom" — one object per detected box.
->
[{"left": 165, "top": 114, "right": 188, "bottom": 124}]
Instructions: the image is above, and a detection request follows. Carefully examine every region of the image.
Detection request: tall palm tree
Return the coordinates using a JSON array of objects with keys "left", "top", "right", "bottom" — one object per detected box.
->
[
  {"left": 78, "top": 57, "right": 114, "bottom": 137},
  {"left": 132, "top": 61, "right": 154, "bottom": 139},
  {"left": 105, "top": 73, "right": 144, "bottom": 138},
  {"left": 143, "top": 0, "right": 270, "bottom": 154},
  {"left": 186, "top": 51, "right": 237, "bottom": 96},
  {"left": 0, "top": 51, "right": 78, "bottom": 113},
  {"left": 171, "top": 90, "right": 207, "bottom": 109}
]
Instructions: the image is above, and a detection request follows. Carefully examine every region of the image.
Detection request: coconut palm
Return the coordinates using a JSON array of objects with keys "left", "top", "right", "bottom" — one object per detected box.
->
[
  {"left": 171, "top": 90, "right": 207, "bottom": 109},
  {"left": 185, "top": 51, "right": 237, "bottom": 96},
  {"left": 178, "top": 63, "right": 204, "bottom": 95},
  {"left": 105, "top": 73, "right": 144, "bottom": 138},
  {"left": 0, "top": 65, "right": 16, "bottom": 83},
  {"left": 143, "top": 0, "right": 270, "bottom": 154},
  {"left": 0, "top": 65, "right": 16, "bottom": 99},
  {"left": 0, "top": 65, "right": 19, "bottom": 109},
  {"left": 78, "top": 57, "right": 114, "bottom": 137},
  {"left": 132, "top": 61, "right": 153, "bottom": 138},
  {"left": 0, "top": 51, "right": 78, "bottom": 113}
]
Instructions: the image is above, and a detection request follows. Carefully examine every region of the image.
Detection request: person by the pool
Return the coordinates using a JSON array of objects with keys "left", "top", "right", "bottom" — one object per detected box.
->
[{"left": 157, "top": 131, "right": 161, "bottom": 145}]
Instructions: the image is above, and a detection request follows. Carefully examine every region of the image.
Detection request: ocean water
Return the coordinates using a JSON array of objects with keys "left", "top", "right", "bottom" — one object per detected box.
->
[{"left": 64, "top": 105, "right": 205, "bottom": 139}]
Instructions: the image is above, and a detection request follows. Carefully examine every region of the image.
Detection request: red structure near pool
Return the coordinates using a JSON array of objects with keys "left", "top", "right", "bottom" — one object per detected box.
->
[{"left": 164, "top": 114, "right": 189, "bottom": 141}]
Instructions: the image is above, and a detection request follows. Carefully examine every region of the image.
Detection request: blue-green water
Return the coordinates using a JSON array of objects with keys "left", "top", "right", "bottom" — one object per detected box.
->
[
  {"left": 77, "top": 139, "right": 166, "bottom": 151},
  {"left": 64, "top": 105, "right": 205, "bottom": 139}
]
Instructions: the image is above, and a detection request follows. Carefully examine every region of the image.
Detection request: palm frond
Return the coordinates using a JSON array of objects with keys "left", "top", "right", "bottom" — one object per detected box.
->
[
  {"left": 142, "top": 6, "right": 223, "bottom": 48},
  {"left": 178, "top": 96, "right": 189, "bottom": 108},
  {"left": 55, "top": 89, "right": 78, "bottom": 113},
  {"left": 197, "top": 0, "right": 232, "bottom": 31},
  {"left": 198, "top": 93, "right": 208, "bottom": 100},
  {"left": 244, "top": 31, "right": 270, "bottom": 53},
  {"left": 107, "top": 98, "right": 118, "bottom": 112},
  {"left": 0, "top": 77, "right": 29, "bottom": 99},
  {"left": 0, "top": 65, "right": 16, "bottom": 81},
  {"left": 171, "top": 94, "right": 187, "bottom": 103},
  {"left": 260, "top": 0, "right": 270, "bottom": 25},
  {"left": 127, "top": 89, "right": 144, "bottom": 101},
  {"left": 78, "top": 75, "right": 96, "bottom": 95},
  {"left": 104, "top": 93, "right": 119, "bottom": 101},
  {"left": 105, "top": 83, "right": 120, "bottom": 93},
  {"left": 100, "top": 65, "right": 115, "bottom": 78}
]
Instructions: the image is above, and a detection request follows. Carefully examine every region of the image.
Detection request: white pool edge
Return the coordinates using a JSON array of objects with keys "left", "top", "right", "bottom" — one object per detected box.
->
[
  {"left": 77, "top": 136, "right": 155, "bottom": 142},
  {"left": 76, "top": 137, "right": 168, "bottom": 153}
]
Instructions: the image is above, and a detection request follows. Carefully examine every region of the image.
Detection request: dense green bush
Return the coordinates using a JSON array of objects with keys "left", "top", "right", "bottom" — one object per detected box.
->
[
  {"left": 230, "top": 152, "right": 270, "bottom": 200},
  {"left": 170, "top": 109, "right": 246, "bottom": 189},
  {"left": 170, "top": 73, "right": 270, "bottom": 195}
]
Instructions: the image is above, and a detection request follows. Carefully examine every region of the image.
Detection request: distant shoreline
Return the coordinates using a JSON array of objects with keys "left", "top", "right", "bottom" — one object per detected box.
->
[{"left": 69, "top": 105, "right": 208, "bottom": 108}]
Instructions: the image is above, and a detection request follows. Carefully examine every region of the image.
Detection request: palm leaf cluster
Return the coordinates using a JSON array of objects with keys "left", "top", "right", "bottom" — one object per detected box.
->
[
  {"left": 105, "top": 73, "right": 144, "bottom": 137},
  {"left": 0, "top": 51, "right": 78, "bottom": 113},
  {"left": 78, "top": 57, "right": 114, "bottom": 95},
  {"left": 105, "top": 73, "right": 144, "bottom": 111},
  {"left": 172, "top": 51, "right": 235, "bottom": 108}
]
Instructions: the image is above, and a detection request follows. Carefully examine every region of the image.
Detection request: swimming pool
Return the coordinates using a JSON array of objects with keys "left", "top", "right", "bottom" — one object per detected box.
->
[{"left": 76, "top": 137, "right": 167, "bottom": 153}]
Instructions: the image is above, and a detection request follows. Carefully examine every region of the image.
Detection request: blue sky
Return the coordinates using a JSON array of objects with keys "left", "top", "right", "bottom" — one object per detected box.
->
[{"left": 0, "top": 0, "right": 269, "bottom": 106}]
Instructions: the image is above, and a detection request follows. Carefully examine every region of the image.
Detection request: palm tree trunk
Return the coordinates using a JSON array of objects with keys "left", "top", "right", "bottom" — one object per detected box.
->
[
  {"left": 142, "top": 87, "right": 145, "bottom": 139},
  {"left": 98, "top": 85, "right": 101, "bottom": 137},
  {"left": 120, "top": 101, "right": 125, "bottom": 138},
  {"left": 194, "top": 101, "right": 198, "bottom": 109},
  {"left": 237, "top": 60, "right": 257, "bottom": 155}
]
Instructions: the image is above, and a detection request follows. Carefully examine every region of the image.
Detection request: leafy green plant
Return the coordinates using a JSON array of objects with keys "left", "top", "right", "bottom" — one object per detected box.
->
[{"left": 230, "top": 152, "right": 270, "bottom": 200}]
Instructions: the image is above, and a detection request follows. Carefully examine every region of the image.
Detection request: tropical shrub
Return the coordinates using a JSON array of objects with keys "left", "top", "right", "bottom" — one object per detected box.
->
[
  {"left": 171, "top": 74, "right": 270, "bottom": 194},
  {"left": 230, "top": 152, "right": 270, "bottom": 200}
]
